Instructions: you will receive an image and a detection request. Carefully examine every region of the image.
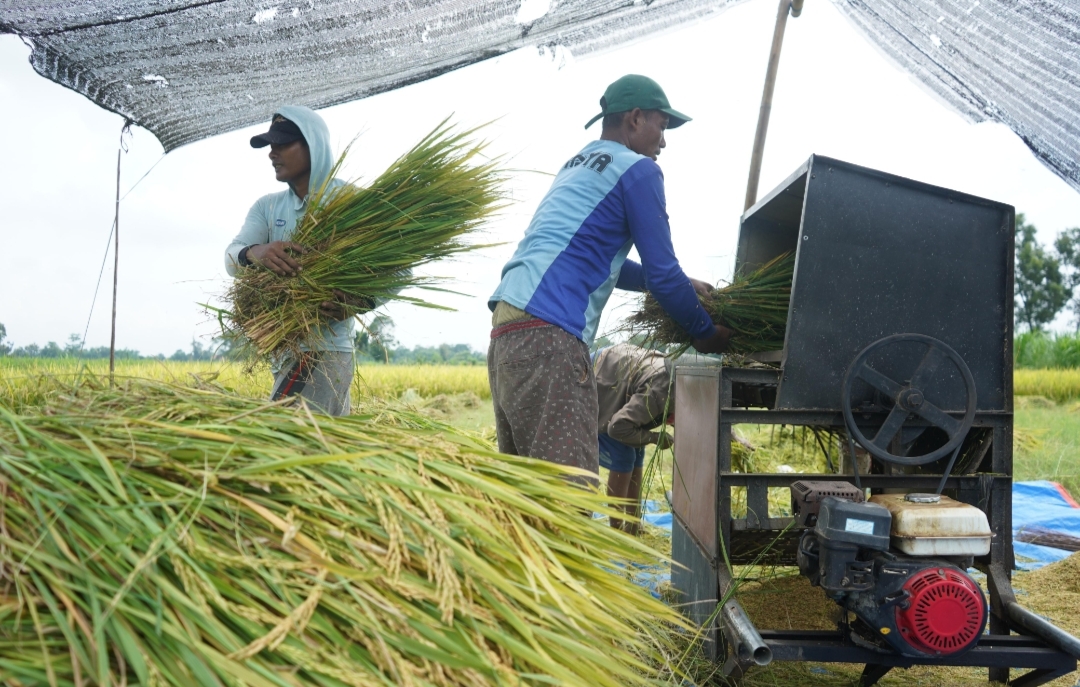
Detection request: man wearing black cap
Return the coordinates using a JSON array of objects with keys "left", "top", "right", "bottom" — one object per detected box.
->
[
  {"left": 487, "top": 74, "right": 731, "bottom": 480},
  {"left": 224, "top": 106, "right": 358, "bottom": 415}
]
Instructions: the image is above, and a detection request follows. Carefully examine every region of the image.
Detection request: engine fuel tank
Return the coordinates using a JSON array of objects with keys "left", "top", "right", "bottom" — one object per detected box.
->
[{"left": 869, "top": 493, "right": 991, "bottom": 556}]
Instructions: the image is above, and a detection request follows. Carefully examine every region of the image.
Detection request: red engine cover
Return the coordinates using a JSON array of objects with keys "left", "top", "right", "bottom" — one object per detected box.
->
[{"left": 895, "top": 567, "right": 985, "bottom": 655}]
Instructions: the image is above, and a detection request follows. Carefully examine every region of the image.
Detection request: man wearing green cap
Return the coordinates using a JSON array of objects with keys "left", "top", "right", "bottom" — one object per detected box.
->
[{"left": 487, "top": 74, "right": 730, "bottom": 481}]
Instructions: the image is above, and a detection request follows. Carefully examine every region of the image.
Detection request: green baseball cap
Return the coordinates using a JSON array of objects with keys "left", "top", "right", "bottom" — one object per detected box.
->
[{"left": 584, "top": 74, "right": 692, "bottom": 130}]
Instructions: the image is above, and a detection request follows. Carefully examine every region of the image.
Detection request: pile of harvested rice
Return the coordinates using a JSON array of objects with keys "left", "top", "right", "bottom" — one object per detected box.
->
[
  {"left": 624, "top": 253, "right": 794, "bottom": 355},
  {"left": 217, "top": 121, "right": 505, "bottom": 361},
  {"left": 1014, "top": 552, "right": 1080, "bottom": 643},
  {"left": 0, "top": 378, "right": 685, "bottom": 687},
  {"left": 735, "top": 570, "right": 839, "bottom": 631}
]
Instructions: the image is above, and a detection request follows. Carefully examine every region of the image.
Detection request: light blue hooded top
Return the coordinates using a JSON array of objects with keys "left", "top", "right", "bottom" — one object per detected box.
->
[{"left": 225, "top": 105, "right": 353, "bottom": 355}]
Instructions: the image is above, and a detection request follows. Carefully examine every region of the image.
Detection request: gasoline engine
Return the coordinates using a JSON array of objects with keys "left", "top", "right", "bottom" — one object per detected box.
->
[{"left": 792, "top": 480, "right": 992, "bottom": 658}]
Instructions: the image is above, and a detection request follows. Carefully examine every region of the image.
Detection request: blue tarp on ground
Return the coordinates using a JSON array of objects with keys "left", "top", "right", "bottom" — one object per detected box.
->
[
  {"left": 1012, "top": 481, "right": 1080, "bottom": 570},
  {"left": 635, "top": 481, "right": 1080, "bottom": 576}
]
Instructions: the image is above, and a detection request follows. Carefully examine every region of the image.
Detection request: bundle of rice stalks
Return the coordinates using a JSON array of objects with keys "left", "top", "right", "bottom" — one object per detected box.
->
[
  {"left": 625, "top": 253, "right": 795, "bottom": 355},
  {"left": 0, "top": 378, "right": 686, "bottom": 687},
  {"left": 217, "top": 120, "right": 505, "bottom": 360}
]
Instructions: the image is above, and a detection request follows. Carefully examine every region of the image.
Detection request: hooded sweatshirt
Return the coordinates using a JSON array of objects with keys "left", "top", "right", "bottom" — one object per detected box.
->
[{"left": 225, "top": 106, "right": 353, "bottom": 354}]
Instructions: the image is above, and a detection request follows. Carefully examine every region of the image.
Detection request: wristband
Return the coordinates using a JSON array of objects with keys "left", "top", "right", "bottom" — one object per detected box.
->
[{"left": 238, "top": 245, "right": 255, "bottom": 266}]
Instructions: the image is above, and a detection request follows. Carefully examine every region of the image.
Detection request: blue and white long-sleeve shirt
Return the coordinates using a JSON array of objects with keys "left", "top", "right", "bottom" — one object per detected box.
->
[{"left": 489, "top": 139, "right": 714, "bottom": 344}]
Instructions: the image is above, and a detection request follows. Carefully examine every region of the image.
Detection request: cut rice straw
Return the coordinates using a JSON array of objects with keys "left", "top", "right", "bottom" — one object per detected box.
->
[
  {"left": 215, "top": 119, "right": 506, "bottom": 362},
  {"left": 0, "top": 376, "right": 689, "bottom": 687},
  {"left": 624, "top": 252, "right": 795, "bottom": 356}
]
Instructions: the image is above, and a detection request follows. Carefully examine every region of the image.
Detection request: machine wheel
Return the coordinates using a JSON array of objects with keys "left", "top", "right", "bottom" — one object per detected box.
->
[{"left": 841, "top": 334, "right": 976, "bottom": 466}]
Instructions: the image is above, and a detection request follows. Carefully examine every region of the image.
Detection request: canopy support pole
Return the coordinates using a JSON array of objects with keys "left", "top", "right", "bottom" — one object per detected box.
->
[
  {"left": 109, "top": 122, "right": 131, "bottom": 387},
  {"left": 744, "top": 0, "right": 804, "bottom": 212}
]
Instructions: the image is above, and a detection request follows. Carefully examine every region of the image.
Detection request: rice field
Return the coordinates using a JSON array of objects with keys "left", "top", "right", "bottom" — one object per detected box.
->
[
  {"left": 1014, "top": 368, "right": 1080, "bottom": 403},
  {"left": 0, "top": 358, "right": 490, "bottom": 410},
  {"left": 6, "top": 361, "right": 1078, "bottom": 403}
]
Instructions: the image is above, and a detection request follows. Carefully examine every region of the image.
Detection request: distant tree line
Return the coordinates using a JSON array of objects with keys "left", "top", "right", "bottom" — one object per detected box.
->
[
  {"left": 0, "top": 319, "right": 484, "bottom": 365},
  {"left": 353, "top": 315, "right": 484, "bottom": 365},
  {"left": 1015, "top": 213, "right": 1080, "bottom": 332},
  {"left": 0, "top": 329, "right": 148, "bottom": 360}
]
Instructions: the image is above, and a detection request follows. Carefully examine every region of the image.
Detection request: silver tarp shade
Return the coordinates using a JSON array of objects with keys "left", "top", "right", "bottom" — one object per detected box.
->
[
  {"left": 832, "top": 0, "right": 1080, "bottom": 194},
  {"left": 1, "top": 0, "right": 1078, "bottom": 194},
  {"left": 0, "top": 0, "right": 740, "bottom": 151}
]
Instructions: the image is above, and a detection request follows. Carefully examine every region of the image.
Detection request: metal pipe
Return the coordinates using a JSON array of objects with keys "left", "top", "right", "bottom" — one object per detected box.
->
[
  {"left": 721, "top": 598, "right": 773, "bottom": 665},
  {"left": 1006, "top": 601, "right": 1080, "bottom": 659},
  {"left": 744, "top": 0, "right": 800, "bottom": 211}
]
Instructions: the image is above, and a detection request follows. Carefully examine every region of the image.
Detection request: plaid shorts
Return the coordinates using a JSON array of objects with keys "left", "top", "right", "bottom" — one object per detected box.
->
[
  {"left": 487, "top": 318, "right": 599, "bottom": 480},
  {"left": 271, "top": 351, "right": 354, "bottom": 416}
]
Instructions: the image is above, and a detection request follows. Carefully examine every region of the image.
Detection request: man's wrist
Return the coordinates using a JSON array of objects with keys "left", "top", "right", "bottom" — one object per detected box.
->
[{"left": 238, "top": 244, "right": 258, "bottom": 266}]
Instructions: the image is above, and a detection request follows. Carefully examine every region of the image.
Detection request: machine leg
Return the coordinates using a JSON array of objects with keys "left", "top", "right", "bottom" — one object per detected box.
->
[
  {"left": 1009, "top": 667, "right": 1075, "bottom": 687},
  {"left": 988, "top": 612, "right": 1010, "bottom": 684},
  {"left": 858, "top": 663, "right": 893, "bottom": 686},
  {"left": 720, "top": 655, "right": 748, "bottom": 685},
  {"left": 987, "top": 561, "right": 1012, "bottom": 685}
]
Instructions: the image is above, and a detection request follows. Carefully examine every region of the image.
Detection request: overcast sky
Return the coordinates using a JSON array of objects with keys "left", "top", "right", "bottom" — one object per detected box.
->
[{"left": 2, "top": 0, "right": 1079, "bottom": 357}]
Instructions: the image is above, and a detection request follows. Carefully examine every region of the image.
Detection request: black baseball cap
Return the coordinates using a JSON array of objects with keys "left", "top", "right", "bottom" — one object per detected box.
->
[
  {"left": 250, "top": 114, "right": 306, "bottom": 148},
  {"left": 584, "top": 74, "right": 692, "bottom": 130}
]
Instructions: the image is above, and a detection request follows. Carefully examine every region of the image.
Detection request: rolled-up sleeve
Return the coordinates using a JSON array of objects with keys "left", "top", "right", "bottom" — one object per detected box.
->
[
  {"left": 606, "top": 381, "right": 670, "bottom": 447},
  {"left": 604, "top": 362, "right": 669, "bottom": 447},
  {"left": 225, "top": 198, "right": 270, "bottom": 277}
]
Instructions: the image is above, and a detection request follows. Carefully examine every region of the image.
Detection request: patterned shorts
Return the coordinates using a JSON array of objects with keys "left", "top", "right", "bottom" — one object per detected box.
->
[
  {"left": 271, "top": 351, "right": 354, "bottom": 416},
  {"left": 487, "top": 319, "right": 599, "bottom": 480}
]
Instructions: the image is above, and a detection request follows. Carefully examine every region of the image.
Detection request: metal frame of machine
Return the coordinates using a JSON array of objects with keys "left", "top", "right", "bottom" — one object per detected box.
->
[{"left": 670, "top": 155, "right": 1080, "bottom": 686}]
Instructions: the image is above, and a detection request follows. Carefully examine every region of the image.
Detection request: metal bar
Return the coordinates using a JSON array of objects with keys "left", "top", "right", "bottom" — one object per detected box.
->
[
  {"left": 989, "top": 425, "right": 1014, "bottom": 683},
  {"left": 718, "top": 473, "right": 998, "bottom": 489},
  {"left": 1010, "top": 667, "right": 1076, "bottom": 687},
  {"left": 718, "top": 372, "right": 733, "bottom": 565},
  {"left": 989, "top": 557, "right": 1015, "bottom": 687},
  {"left": 721, "top": 600, "right": 773, "bottom": 666},
  {"left": 1007, "top": 603, "right": 1080, "bottom": 659},
  {"left": 759, "top": 631, "right": 1076, "bottom": 670},
  {"left": 733, "top": 516, "right": 793, "bottom": 532},
  {"left": 720, "top": 368, "right": 782, "bottom": 384},
  {"left": 717, "top": 565, "right": 772, "bottom": 668},
  {"left": 860, "top": 664, "right": 893, "bottom": 687},
  {"left": 745, "top": 0, "right": 795, "bottom": 210},
  {"left": 746, "top": 481, "right": 769, "bottom": 529},
  {"left": 761, "top": 629, "right": 1051, "bottom": 647},
  {"left": 717, "top": 409, "right": 1011, "bottom": 427}
]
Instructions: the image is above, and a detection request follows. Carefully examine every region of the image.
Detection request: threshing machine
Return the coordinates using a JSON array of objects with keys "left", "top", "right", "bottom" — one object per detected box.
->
[{"left": 671, "top": 155, "right": 1080, "bottom": 686}]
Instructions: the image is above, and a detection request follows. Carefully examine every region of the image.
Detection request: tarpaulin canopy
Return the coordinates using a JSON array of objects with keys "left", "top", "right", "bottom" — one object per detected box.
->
[
  {"left": 1, "top": 0, "right": 1078, "bottom": 193},
  {"left": 831, "top": 1, "right": 1080, "bottom": 195},
  {"left": 0, "top": 0, "right": 742, "bottom": 151}
]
